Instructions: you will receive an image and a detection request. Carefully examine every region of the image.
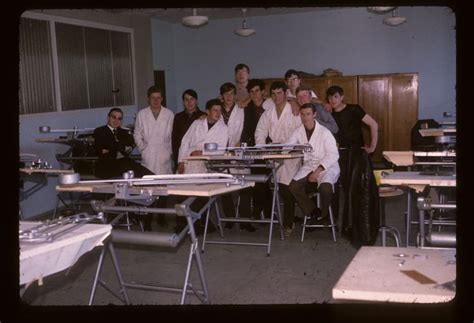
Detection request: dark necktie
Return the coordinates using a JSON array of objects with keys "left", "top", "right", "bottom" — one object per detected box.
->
[{"left": 112, "top": 128, "right": 118, "bottom": 142}]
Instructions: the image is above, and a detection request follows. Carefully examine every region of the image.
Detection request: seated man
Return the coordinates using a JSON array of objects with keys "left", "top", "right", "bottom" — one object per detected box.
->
[
  {"left": 287, "top": 103, "right": 340, "bottom": 226},
  {"left": 94, "top": 107, "right": 154, "bottom": 179}
]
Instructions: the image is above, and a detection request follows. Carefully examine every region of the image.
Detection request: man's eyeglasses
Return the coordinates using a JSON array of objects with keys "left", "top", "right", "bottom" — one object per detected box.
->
[
  {"left": 109, "top": 115, "right": 123, "bottom": 120},
  {"left": 286, "top": 77, "right": 299, "bottom": 82}
]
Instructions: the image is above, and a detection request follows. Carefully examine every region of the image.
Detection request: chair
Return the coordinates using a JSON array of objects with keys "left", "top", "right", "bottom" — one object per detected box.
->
[{"left": 300, "top": 192, "right": 337, "bottom": 243}]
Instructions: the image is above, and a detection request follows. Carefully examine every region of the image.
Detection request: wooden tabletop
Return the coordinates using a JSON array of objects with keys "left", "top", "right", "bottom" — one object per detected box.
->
[
  {"left": 332, "top": 246, "right": 456, "bottom": 303},
  {"left": 56, "top": 181, "right": 255, "bottom": 197},
  {"left": 379, "top": 171, "right": 456, "bottom": 192}
]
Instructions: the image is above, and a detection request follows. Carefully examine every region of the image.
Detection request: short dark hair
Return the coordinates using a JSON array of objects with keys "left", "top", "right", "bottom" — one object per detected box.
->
[
  {"left": 246, "top": 79, "right": 265, "bottom": 92},
  {"left": 108, "top": 107, "right": 123, "bottom": 117},
  {"left": 326, "top": 85, "right": 344, "bottom": 97},
  {"left": 147, "top": 85, "right": 163, "bottom": 97},
  {"left": 220, "top": 82, "right": 236, "bottom": 95},
  {"left": 182, "top": 89, "right": 198, "bottom": 100},
  {"left": 295, "top": 85, "right": 313, "bottom": 96},
  {"left": 234, "top": 63, "right": 250, "bottom": 73},
  {"left": 284, "top": 69, "right": 300, "bottom": 80},
  {"left": 206, "top": 99, "right": 223, "bottom": 110},
  {"left": 270, "top": 81, "right": 288, "bottom": 93},
  {"left": 300, "top": 103, "right": 316, "bottom": 113}
]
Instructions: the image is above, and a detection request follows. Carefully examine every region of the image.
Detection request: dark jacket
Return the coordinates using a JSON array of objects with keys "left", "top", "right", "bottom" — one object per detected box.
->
[
  {"left": 93, "top": 125, "right": 135, "bottom": 160},
  {"left": 93, "top": 125, "right": 152, "bottom": 178},
  {"left": 342, "top": 148, "right": 380, "bottom": 247}
]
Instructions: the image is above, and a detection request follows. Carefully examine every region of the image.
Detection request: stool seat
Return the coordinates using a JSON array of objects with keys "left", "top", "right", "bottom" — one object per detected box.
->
[{"left": 379, "top": 187, "right": 404, "bottom": 198}]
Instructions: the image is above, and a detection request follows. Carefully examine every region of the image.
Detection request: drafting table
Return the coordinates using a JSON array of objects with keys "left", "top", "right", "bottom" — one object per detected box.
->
[
  {"left": 186, "top": 151, "right": 303, "bottom": 255},
  {"left": 332, "top": 246, "right": 456, "bottom": 303},
  {"left": 56, "top": 174, "right": 254, "bottom": 304},
  {"left": 20, "top": 221, "right": 111, "bottom": 293},
  {"left": 380, "top": 171, "right": 456, "bottom": 247}
]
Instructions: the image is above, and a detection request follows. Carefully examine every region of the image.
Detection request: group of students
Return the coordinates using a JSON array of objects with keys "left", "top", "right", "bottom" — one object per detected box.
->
[{"left": 92, "top": 63, "right": 379, "bottom": 237}]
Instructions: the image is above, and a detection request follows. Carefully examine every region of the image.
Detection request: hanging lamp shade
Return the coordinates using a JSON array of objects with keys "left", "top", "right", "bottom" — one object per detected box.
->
[
  {"left": 383, "top": 10, "right": 407, "bottom": 26},
  {"left": 234, "top": 8, "right": 256, "bottom": 37},
  {"left": 182, "top": 8, "right": 208, "bottom": 27}
]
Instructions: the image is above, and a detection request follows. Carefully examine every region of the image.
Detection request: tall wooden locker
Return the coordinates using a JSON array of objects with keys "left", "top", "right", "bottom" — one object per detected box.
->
[{"left": 358, "top": 73, "right": 418, "bottom": 161}]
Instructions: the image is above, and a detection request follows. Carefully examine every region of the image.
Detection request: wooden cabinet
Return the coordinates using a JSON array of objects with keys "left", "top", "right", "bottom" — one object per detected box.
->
[
  {"left": 358, "top": 73, "right": 418, "bottom": 161},
  {"left": 262, "top": 73, "right": 418, "bottom": 162}
]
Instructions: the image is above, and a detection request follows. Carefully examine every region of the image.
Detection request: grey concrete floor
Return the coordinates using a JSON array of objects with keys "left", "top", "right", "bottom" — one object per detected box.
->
[{"left": 20, "top": 191, "right": 418, "bottom": 306}]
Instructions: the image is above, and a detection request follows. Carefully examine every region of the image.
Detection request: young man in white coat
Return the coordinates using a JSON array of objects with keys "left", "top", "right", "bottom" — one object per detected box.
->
[
  {"left": 288, "top": 103, "right": 340, "bottom": 227},
  {"left": 219, "top": 82, "right": 256, "bottom": 232},
  {"left": 175, "top": 99, "right": 228, "bottom": 234},
  {"left": 177, "top": 99, "right": 228, "bottom": 174},
  {"left": 134, "top": 86, "right": 174, "bottom": 230},
  {"left": 254, "top": 81, "right": 302, "bottom": 237}
]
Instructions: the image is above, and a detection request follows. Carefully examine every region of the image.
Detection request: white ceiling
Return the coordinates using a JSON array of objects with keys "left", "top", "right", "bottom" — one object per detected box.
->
[{"left": 104, "top": 7, "right": 333, "bottom": 24}]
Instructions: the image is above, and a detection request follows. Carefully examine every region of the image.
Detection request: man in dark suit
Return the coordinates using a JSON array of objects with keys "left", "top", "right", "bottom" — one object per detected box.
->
[{"left": 93, "top": 107, "right": 154, "bottom": 179}]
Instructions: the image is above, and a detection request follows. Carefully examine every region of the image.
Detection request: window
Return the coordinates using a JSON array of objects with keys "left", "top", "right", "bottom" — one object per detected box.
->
[{"left": 19, "top": 13, "right": 135, "bottom": 114}]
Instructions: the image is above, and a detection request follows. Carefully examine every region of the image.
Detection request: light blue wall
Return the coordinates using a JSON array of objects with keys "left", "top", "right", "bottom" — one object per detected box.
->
[{"left": 151, "top": 7, "right": 456, "bottom": 121}]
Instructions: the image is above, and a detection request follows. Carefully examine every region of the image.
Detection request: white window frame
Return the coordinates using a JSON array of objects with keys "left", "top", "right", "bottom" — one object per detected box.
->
[{"left": 21, "top": 11, "right": 137, "bottom": 113}]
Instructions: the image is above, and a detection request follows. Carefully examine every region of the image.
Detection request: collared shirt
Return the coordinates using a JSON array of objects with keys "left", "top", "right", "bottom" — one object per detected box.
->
[{"left": 222, "top": 105, "right": 234, "bottom": 125}]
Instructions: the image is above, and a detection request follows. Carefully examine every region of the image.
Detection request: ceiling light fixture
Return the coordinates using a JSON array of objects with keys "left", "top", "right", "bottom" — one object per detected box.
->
[
  {"left": 182, "top": 8, "right": 208, "bottom": 28},
  {"left": 383, "top": 10, "right": 407, "bottom": 26},
  {"left": 367, "top": 7, "right": 397, "bottom": 14},
  {"left": 234, "top": 8, "right": 256, "bottom": 37}
]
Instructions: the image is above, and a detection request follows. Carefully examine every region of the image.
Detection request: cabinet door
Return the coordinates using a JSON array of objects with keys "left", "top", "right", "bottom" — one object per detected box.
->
[
  {"left": 390, "top": 74, "right": 418, "bottom": 151},
  {"left": 358, "top": 75, "right": 390, "bottom": 162},
  {"left": 358, "top": 73, "right": 418, "bottom": 162}
]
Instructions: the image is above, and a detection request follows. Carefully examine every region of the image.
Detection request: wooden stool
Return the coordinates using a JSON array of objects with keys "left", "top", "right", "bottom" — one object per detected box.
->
[
  {"left": 378, "top": 186, "right": 404, "bottom": 247},
  {"left": 301, "top": 192, "right": 337, "bottom": 243}
]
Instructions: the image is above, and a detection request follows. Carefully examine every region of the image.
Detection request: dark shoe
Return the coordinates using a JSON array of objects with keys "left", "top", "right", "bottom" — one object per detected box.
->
[
  {"left": 240, "top": 223, "right": 257, "bottom": 232},
  {"left": 225, "top": 222, "right": 235, "bottom": 229}
]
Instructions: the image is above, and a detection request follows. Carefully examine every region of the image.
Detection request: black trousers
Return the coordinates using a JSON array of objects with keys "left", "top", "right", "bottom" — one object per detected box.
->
[{"left": 279, "top": 183, "right": 296, "bottom": 228}]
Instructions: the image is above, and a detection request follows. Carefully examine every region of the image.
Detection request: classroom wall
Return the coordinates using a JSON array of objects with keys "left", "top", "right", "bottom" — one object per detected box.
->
[
  {"left": 19, "top": 9, "right": 154, "bottom": 219},
  {"left": 151, "top": 7, "right": 456, "bottom": 121}
]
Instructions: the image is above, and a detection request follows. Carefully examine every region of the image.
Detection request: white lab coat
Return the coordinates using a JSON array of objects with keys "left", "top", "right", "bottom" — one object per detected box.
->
[
  {"left": 221, "top": 104, "right": 249, "bottom": 175},
  {"left": 134, "top": 106, "right": 174, "bottom": 175},
  {"left": 178, "top": 118, "right": 228, "bottom": 174},
  {"left": 223, "top": 103, "right": 244, "bottom": 147},
  {"left": 255, "top": 101, "right": 302, "bottom": 185},
  {"left": 286, "top": 121, "right": 340, "bottom": 188}
]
